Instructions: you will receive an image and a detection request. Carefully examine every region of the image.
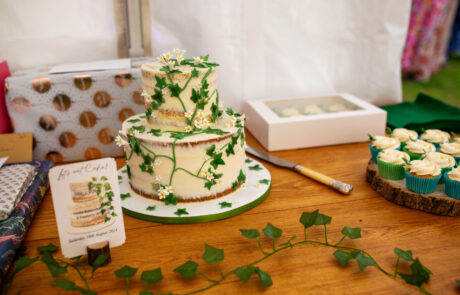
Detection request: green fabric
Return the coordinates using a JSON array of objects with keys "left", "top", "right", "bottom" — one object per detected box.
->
[{"left": 381, "top": 93, "right": 460, "bottom": 133}]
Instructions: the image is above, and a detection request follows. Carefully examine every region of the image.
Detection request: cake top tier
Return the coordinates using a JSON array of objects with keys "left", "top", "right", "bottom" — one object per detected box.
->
[{"left": 140, "top": 49, "right": 220, "bottom": 130}]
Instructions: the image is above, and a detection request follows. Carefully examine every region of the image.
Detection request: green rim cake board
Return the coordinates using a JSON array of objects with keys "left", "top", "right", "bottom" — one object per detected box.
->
[{"left": 118, "top": 157, "right": 271, "bottom": 223}]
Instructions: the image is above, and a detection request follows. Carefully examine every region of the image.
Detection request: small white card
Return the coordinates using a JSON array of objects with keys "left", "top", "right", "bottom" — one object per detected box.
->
[
  {"left": 49, "top": 59, "right": 131, "bottom": 74},
  {"left": 49, "top": 158, "right": 126, "bottom": 258}
]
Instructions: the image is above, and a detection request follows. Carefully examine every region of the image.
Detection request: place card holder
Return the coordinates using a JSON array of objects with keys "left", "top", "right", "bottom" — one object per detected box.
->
[{"left": 87, "top": 241, "right": 111, "bottom": 266}]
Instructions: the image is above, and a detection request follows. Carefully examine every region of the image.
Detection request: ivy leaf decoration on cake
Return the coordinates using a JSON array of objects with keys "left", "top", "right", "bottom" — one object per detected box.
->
[
  {"left": 174, "top": 208, "right": 189, "bottom": 216},
  {"left": 249, "top": 164, "right": 263, "bottom": 171}
]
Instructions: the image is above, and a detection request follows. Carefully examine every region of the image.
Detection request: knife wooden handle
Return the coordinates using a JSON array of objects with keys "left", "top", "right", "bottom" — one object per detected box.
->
[{"left": 293, "top": 165, "right": 353, "bottom": 195}]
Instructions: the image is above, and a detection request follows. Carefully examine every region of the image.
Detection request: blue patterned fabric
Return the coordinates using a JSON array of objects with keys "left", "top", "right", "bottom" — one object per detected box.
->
[
  {"left": 0, "top": 161, "right": 54, "bottom": 282},
  {"left": 449, "top": 6, "right": 460, "bottom": 54}
]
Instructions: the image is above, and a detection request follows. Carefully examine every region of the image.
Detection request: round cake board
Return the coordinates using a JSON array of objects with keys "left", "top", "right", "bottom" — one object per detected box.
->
[
  {"left": 118, "top": 157, "right": 271, "bottom": 223},
  {"left": 366, "top": 160, "right": 460, "bottom": 216}
]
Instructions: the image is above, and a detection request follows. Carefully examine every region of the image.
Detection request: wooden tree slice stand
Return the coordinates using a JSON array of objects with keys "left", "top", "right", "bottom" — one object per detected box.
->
[{"left": 366, "top": 160, "right": 460, "bottom": 216}]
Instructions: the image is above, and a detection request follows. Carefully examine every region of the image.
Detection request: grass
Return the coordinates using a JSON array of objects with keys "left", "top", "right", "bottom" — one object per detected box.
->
[{"left": 402, "top": 55, "right": 460, "bottom": 107}]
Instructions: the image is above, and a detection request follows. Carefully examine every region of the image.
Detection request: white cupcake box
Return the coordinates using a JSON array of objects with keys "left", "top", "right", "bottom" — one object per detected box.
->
[{"left": 244, "top": 93, "right": 386, "bottom": 151}]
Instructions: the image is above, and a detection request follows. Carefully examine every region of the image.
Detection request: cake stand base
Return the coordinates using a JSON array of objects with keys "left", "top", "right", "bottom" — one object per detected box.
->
[
  {"left": 366, "top": 160, "right": 460, "bottom": 216},
  {"left": 118, "top": 157, "right": 271, "bottom": 223}
]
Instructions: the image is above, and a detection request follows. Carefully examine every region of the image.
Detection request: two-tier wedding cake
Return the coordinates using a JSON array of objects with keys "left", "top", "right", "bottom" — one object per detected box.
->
[{"left": 117, "top": 50, "right": 246, "bottom": 204}]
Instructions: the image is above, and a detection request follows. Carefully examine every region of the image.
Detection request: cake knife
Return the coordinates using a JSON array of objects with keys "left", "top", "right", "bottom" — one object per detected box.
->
[{"left": 246, "top": 146, "right": 353, "bottom": 195}]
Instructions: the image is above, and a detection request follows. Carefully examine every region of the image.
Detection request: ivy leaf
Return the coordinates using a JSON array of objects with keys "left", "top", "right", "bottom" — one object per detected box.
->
[
  {"left": 245, "top": 158, "right": 253, "bottom": 163},
  {"left": 155, "top": 75, "right": 167, "bottom": 89},
  {"left": 256, "top": 268, "right": 273, "bottom": 288},
  {"left": 174, "top": 261, "right": 198, "bottom": 279},
  {"left": 219, "top": 201, "right": 232, "bottom": 208},
  {"left": 204, "top": 181, "right": 215, "bottom": 190},
  {"left": 52, "top": 279, "right": 78, "bottom": 291},
  {"left": 248, "top": 164, "right": 263, "bottom": 171},
  {"left": 234, "top": 266, "right": 256, "bottom": 282},
  {"left": 203, "top": 128, "right": 229, "bottom": 135},
  {"left": 131, "top": 125, "right": 146, "bottom": 133},
  {"left": 141, "top": 268, "right": 163, "bottom": 284},
  {"left": 259, "top": 179, "right": 270, "bottom": 185},
  {"left": 104, "top": 182, "right": 111, "bottom": 191},
  {"left": 333, "top": 250, "right": 358, "bottom": 266},
  {"left": 41, "top": 251, "right": 68, "bottom": 278},
  {"left": 147, "top": 129, "right": 162, "bottom": 136},
  {"left": 91, "top": 254, "right": 107, "bottom": 273},
  {"left": 168, "top": 83, "right": 181, "bottom": 97},
  {"left": 341, "top": 227, "right": 361, "bottom": 239},
  {"left": 14, "top": 256, "right": 38, "bottom": 272},
  {"left": 232, "top": 181, "right": 238, "bottom": 190},
  {"left": 120, "top": 193, "right": 131, "bottom": 200},
  {"left": 262, "top": 223, "right": 282, "bottom": 239},
  {"left": 299, "top": 210, "right": 319, "bottom": 229},
  {"left": 314, "top": 213, "right": 332, "bottom": 225},
  {"left": 146, "top": 206, "right": 156, "bottom": 211},
  {"left": 240, "top": 229, "right": 260, "bottom": 239},
  {"left": 210, "top": 153, "right": 225, "bottom": 169},
  {"left": 394, "top": 248, "right": 414, "bottom": 261},
  {"left": 170, "top": 132, "right": 186, "bottom": 140},
  {"left": 237, "top": 170, "right": 246, "bottom": 183},
  {"left": 226, "top": 108, "right": 234, "bottom": 116},
  {"left": 100, "top": 176, "right": 108, "bottom": 181},
  {"left": 114, "top": 265, "right": 138, "bottom": 278},
  {"left": 398, "top": 258, "right": 431, "bottom": 287},
  {"left": 202, "top": 244, "right": 224, "bottom": 264},
  {"left": 225, "top": 144, "right": 235, "bottom": 157},
  {"left": 355, "top": 253, "right": 376, "bottom": 271},
  {"left": 191, "top": 68, "right": 199, "bottom": 78},
  {"left": 206, "top": 144, "right": 216, "bottom": 156},
  {"left": 37, "top": 243, "right": 58, "bottom": 253},
  {"left": 164, "top": 194, "right": 179, "bottom": 206},
  {"left": 174, "top": 208, "right": 189, "bottom": 216},
  {"left": 127, "top": 119, "right": 140, "bottom": 123},
  {"left": 191, "top": 88, "right": 200, "bottom": 103}
]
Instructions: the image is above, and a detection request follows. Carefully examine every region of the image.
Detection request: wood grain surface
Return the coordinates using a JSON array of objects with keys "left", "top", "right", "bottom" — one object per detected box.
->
[{"left": 7, "top": 131, "right": 460, "bottom": 295}]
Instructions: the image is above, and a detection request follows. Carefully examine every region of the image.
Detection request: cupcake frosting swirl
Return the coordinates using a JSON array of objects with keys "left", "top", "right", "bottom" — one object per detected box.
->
[
  {"left": 372, "top": 136, "right": 400, "bottom": 150},
  {"left": 439, "top": 142, "right": 460, "bottom": 157},
  {"left": 404, "top": 140, "right": 435, "bottom": 154},
  {"left": 390, "top": 128, "right": 418, "bottom": 143},
  {"left": 378, "top": 149, "right": 409, "bottom": 165},
  {"left": 447, "top": 167, "right": 460, "bottom": 182},
  {"left": 421, "top": 129, "right": 450, "bottom": 143},
  {"left": 424, "top": 152, "right": 456, "bottom": 168},
  {"left": 406, "top": 160, "right": 441, "bottom": 177},
  {"left": 454, "top": 137, "right": 460, "bottom": 144}
]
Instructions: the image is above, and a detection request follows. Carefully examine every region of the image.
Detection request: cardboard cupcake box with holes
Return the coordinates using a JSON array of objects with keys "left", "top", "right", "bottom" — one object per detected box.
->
[{"left": 5, "top": 57, "right": 154, "bottom": 163}]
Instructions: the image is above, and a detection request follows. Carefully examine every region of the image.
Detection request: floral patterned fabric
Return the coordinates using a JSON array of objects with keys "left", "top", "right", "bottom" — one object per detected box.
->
[
  {"left": 402, "top": 0, "right": 458, "bottom": 80},
  {"left": 0, "top": 161, "right": 53, "bottom": 282}
]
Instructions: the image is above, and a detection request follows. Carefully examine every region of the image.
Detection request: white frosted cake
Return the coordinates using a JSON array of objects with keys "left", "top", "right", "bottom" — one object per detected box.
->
[{"left": 117, "top": 50, "right": 246, "bottom": 204}]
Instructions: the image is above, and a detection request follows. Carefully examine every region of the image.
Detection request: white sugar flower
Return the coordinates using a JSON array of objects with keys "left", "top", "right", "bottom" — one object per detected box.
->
[
  {"left": 115, "top": 135, "right": 127, "bottom": 147},
  {"left": 141, "top": 90, "right": 150, "bottom": 98},
  {"left": 185, "top": 125, "right": 192, "bottom": 133},
  {"left": 164, "top": 186, "right": 173, "bottom": 195},
  {"left": 173, "top": 48, "right": 181, "bottom": 55},
  {"left": 206, "top": 173, "right": 214, "bottom": 181},
  {"left": 177, "top": 55, "right": 184, "bottom": 63},
  {"left": 197, "top": 83, "right": 202, "bottom": 89},
  {"left": 203, "top": 119, "right": 210, "bottom": 128},
  {"left": 185, "top": 110, "right": 193, "bottom": 119},
  {"left": 145, "top": 95, "right": 153, "bottom": 103},
  {"left": 231, "top": 115, "right": 237, "bottom": 123},
  {"left": 217, "top": 179, "right": 223, "bottom": 185},
  {"left": 158, "top": 191, "right": 166, "bottom": 199},
  {"left": 181, "top": 49, "right": 187, "bottom": 55},
  {"left": 157, "top": 56, "right": 164, "bottom": 63},
  {"left": 154, "top": 175, "right": 162, "bottom": 182},
  {"left": 168, "top": 60, "right": 175, "bottom": 69},
  {"left": 197, "top": 111, "right": 205, "bottom": 119},
  {"left": 162, "top": 88, "right": 167, "bottom": 95},
  {"left": 193, "top": 56, "right": 202, "bottom": 65},
  {"left": 202, "top": 170, "right": 208, "bottom": 177},
  {"left": 163, "top": 52, "right": 171, "bottom": 60},
  {"left": 241, "top": 183, "right": 246, "bottom": 189},
  {"left": 204, "top": 155, "right": 210, "bottom": 161},
  {"left": 133, "top": 130, "right": 140, "bottom": 136},
  {"left": 194, "top": 120, "right": 203, "bottom": 129},
  {"left": 154, "top": 159, "right": 161, "bottom": 167},
  {"left": 256, "top": 183, "right": 260, "bottom": 189},
  {"left": 225, "top": 120, "right": 232, "bottom": 127}
]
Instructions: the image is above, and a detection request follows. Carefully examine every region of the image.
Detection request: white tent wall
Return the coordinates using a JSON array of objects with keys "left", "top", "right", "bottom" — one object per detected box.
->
[
  {"left": 0, "top": 0, "right": 119, "bottom": 71},
  {"left": 148, "top": 0, "right": 411, "bottom": 110}
]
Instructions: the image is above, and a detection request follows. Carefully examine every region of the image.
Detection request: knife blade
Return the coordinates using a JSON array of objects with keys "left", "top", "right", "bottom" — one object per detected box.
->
[{"left": 246, "top": 145, "right": 353, "bottom": 195}]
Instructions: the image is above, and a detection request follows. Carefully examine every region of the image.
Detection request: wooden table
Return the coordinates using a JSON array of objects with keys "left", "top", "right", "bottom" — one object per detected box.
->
[{"left": 8, "top": 132, "right": 460, "bottom": 294}]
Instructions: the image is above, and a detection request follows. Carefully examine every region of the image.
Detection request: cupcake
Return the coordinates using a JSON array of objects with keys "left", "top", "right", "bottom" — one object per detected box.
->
[
  {"left": 438, "top": 142, "right": 460, "bottom": 163},
  {"left": 303, "top": 104, "right": 324, "bottom": 115},
  {"left": 424, "top": 152, "right": 456, "bottom": 184},
  {"left": 390, "top": 128, "right": 418, "bottom": 149},
  {"left": 444, "top": 167, "right": 460, "bottom": 199},
  {"left": 404, "top": 159, "right": 442, "bottom": 194},
  {"left": 377, "top": 149, "right": 410, "bottom": 180},
  {"left": 420, "top": 129, "right": 450, "bottom": 149},
  {"left": 280, "top": 107, "right": 302, "bottom": 117},
  {"left": 369, "top": 136, "right": 400, "bottom": 163},
  {"left": 453, "top": 136, "right": 460, "bottom": 144},
  {"left": 402, "top": 139, "right": 436, "bottom": 160}
]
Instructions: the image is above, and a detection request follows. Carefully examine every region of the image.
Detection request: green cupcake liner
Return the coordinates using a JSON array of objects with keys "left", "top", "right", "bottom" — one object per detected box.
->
[
  {"left": 444, "top": 174, "right": 460, "bottom": 199},
  {"left": 402, "top": 147, "right": 424, "bottom": 161},
  {"left": 377, "top": 158, "right": 405, "bottom": 180}
]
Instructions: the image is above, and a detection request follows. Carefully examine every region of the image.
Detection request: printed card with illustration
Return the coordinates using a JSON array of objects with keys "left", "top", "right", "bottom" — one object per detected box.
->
[{"left": 49, "top": 158, "right": 126, "bottom": 258}]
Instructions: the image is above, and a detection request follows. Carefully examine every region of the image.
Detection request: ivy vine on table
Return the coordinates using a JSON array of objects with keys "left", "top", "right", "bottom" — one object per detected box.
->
[{"left": 2, "top": 209, "right": 443, "bottom": 295}]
